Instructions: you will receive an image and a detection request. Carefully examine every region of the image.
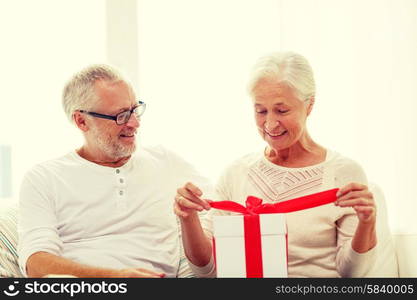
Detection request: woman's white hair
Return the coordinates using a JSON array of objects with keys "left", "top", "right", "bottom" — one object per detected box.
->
[
  {"left": 247, "top": 51, "right": 315, "bottom": 102},
  {"left": 62, "top": 64, "right": 130, "bottom": 123}
]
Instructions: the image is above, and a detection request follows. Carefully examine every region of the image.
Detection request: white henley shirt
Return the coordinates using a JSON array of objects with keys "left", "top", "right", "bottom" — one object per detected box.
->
[{"left": 18, "top": 145, "right": 214, "bottom": 277}]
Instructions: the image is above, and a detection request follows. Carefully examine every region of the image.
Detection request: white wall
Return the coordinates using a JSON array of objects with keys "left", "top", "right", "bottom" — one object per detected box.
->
[
  {"left": 136, "top": 0, "right": 281, "bottom": 183},
  {"left": 135, "top": 0, "right": 417, "bottom": 233},
  {"left": 277, "top": 0, "right": 417, "bottom": 233},
  {"left": 1, "top": 0, "right": 415, "bottom": 234},
  {"left": 0, "top": 0, "right": 107, "bottom": 199},
  {"left": 106, "top": 0, "right": 139, "bottom": 85}
]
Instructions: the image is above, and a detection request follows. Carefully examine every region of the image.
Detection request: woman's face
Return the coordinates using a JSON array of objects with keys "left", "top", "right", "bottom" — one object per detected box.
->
[{"left": 252, "top": 78, "right": 311, "bottom": 151}]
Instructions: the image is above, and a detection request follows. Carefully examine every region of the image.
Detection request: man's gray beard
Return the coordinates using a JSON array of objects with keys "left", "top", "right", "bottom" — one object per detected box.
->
[{"left": 90, "top": 125, "right": 136, "bottom": 160}]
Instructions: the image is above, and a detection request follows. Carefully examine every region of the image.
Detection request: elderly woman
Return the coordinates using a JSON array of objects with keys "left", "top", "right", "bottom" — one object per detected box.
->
[{"left": 175, "top": 51, "right": 377, "bottom": 278}]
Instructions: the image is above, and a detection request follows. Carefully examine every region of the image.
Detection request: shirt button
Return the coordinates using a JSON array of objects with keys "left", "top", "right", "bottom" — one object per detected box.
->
[
  {"left": 119, "top": 190, "right": 124, "bottom": 196},
  {"left": 120, "top": 178, "right": 124, "bottom": 183},
  {"left": 116, "top": 169, "right": 120, "bottom": 174}
]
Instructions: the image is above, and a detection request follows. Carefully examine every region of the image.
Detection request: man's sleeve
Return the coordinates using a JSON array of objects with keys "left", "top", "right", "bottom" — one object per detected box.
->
[
  {"left": 18, "top": 166, "right": 62, "bottom": 277},
  {"left": 164, "top": 147, "right": 217, "bottom": 277}
]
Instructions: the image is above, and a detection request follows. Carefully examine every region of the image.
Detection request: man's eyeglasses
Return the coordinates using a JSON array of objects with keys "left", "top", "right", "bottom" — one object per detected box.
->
[{"left": 78, "top": 101, "right": 146, "bottom": 125}]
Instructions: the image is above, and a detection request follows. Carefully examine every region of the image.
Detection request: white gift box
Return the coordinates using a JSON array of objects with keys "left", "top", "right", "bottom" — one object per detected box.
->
[{"left": 212, "top": 213, "right": 287, "bottom": 278}]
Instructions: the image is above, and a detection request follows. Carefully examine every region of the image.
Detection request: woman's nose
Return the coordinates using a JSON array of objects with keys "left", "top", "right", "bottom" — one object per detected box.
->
[{"left": 265, "top": 116, "right": 280, "bottom": 131}]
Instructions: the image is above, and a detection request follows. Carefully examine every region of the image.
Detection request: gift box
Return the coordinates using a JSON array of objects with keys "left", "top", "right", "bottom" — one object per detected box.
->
[
  {"left": 209, "top": 189, "right": 339, "bottom": 278},
  {"left": 213, "top": 213, "right": 287, "bottom": 278}
]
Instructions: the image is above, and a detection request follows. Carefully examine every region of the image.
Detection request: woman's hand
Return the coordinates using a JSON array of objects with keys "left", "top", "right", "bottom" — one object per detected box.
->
[
  {"left": 335, "top": 182, "right": 376, "bottom": 225},
  {"left": 335, "top": 182, "right": 377, "bottom": 252},
  {"left": 173, "top": 183, "right": 214, "bottom": 270},
  {"left": 174, "top": 182, "right": 211, "bottom": 219}
]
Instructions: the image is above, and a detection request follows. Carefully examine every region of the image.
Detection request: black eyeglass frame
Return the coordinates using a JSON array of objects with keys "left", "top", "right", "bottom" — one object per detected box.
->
[{"left": 78, "top": 101, "right": 146, "bottom": 125}]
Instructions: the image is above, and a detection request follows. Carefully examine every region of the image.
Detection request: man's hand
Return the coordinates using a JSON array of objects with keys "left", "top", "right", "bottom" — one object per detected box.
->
[{"left": 117, "top": 268, "right": 165, "bottom": 278}]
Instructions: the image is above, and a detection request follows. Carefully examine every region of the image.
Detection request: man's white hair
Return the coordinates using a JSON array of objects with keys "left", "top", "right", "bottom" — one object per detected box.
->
[
  {"left": 247, "top": 51, "right": 316, "bottom": 102},
  {"left": 62, "top": 64, "right": 131, "bottom": 123}
]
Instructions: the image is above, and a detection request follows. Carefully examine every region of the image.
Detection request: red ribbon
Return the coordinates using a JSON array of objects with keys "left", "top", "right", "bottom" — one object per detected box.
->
[
  {"left": 209, "top": 188, "right": 339, "bottom": 215},
  {"left": 210, "top": 188, "right": 339, "bottom": 277},
  {"left": 243, "top": 214, "right": 263, "bottom": 277}
]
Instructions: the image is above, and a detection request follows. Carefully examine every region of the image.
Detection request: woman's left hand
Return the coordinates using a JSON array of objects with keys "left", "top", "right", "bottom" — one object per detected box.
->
[{"left": 335, "top": 182, "right": 376, "bottom": 225}]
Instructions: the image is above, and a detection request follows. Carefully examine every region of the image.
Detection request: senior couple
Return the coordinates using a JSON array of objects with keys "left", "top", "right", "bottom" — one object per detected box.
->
[{"left": 18, "top": 52, "right": 377, "bottom": 278}]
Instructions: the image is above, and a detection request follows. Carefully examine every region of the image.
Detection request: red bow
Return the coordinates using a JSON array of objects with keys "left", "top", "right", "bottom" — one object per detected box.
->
[{"left": 209, "top": 188, "right": 339, "bottom": 215}]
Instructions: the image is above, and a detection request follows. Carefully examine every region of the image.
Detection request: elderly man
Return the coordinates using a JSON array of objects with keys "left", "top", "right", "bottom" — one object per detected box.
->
[{"left": 17, "top": 64, "right": 214, "bottom": 278}]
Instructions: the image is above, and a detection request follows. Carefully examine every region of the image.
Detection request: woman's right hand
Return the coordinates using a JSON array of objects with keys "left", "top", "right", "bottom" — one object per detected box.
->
[{"left": 174, "top": 182, "right": 211, "bottom": 219}]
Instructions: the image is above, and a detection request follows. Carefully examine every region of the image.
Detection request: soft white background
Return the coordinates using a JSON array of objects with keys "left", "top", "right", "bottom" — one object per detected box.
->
[{"left": 0, "top": 0, "right": 416, "bottom": 233}]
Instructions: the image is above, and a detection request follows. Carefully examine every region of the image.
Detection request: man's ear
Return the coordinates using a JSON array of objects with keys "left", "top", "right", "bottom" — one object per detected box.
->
[
  {"left": 73, "top": 111, "right": 89, "bottom": 132},
  {"left": 306, "top": 96, "right": 315, "bottom": 116}
]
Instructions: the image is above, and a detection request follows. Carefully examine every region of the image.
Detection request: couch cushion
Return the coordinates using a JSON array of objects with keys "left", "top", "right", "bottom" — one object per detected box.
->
[
  {"left": 394, "top": 234, "right": 417, "bottom": 277},
  {"left": 0, "top": 203, "right": 23, "bottom": 277},
  {"left": 365, "top": 183, "right": 399, "bottom": 277}
]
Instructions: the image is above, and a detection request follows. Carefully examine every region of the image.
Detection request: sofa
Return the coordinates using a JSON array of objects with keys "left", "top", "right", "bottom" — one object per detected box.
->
[
  {"left": 0, "top": 183, "right": 415, "bottom": 277},
  {"left": 0, "top": 202, "right": 20, "bottom": 277}
]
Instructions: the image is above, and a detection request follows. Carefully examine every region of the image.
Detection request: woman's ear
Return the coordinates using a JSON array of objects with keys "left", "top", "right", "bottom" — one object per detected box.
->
[
  {"left": 73, "top": 111, "right": 89, "bottom": 132},
  {"left": 306, "top": 96, "right": 315, "bottom": 116}
]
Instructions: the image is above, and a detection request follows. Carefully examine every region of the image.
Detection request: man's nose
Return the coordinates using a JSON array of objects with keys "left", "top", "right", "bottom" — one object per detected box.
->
[{"left": 125, "top": 113, "right": 140, "bottom": 128}]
